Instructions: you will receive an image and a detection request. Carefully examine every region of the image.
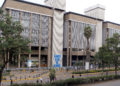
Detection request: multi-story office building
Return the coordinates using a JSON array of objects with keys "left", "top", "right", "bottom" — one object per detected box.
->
[
  {"left": 103, "top": 21, "right": 120, "bottom": 44},
  {"left": 1, "top": 0, "right": 120, "bottom": 68}
]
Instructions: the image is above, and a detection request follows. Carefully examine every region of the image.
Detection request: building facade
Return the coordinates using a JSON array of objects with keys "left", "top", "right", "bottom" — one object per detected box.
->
[{"left": 2, "top": 0, "right": 120, "bottom": 68}]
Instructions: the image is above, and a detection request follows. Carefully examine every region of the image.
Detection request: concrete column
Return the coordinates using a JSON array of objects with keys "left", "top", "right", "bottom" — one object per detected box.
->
[
  {"left": 67, "top": 48, "right": 69, "bottom": 66},
  {"left": 29, "top": 13, "right": 32, "bottom": 60},
  {"left": 67, "top": 20, "right": 70, "bottom": 66},
  {"left": 38, "top": 15, "right": 42, "bottom": 67},
  {"left": 95, "top": 21, "right": 102, "bottom": 52},
  {"left": 69, "top": 21, "right": 72, "bottom": 66},
  {"left": 18, "top": 11, "right": 22, "bottom": 68},
  {"left": 48, "top": 17, "right": 52, "bottom": 67},
  {"left": 67, "top": 20, "right": 72, "bottom": 66},
  {"left": 52, "top": 8, "right": 64, "bottom": 67},
  {"left": 77, "top": 55, "right": 79, "bottom": 63},
  {"left": 38, "top": 46, "right": 41, "bottom": 67},
  {"left": 107, "top": 28, "right": 109, "bottom": 38},
  {"left": 70, "top": 46, "right": 72, "bottom": 66}
]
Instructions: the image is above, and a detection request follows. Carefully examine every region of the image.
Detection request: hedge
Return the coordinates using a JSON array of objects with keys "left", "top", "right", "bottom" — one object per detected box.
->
[
  {"left": 12, "top": 75, "right": 120, "bottom": 86},
  {"left": 72, "top": 68, "right": 120, "bottom": 74}
]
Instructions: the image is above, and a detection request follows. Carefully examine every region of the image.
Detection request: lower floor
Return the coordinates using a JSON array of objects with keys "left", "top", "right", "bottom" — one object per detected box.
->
[{"left": 6, "top": 47, "right": 95, "bottom": 68}]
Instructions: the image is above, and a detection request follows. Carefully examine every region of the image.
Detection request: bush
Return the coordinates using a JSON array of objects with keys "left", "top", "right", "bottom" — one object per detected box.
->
[
  {"left": 49, "top": 69, "right": 56, "bottom": 82},
  {"left": 12, "top": 75, "right": 120, "bottom": 86},
  {"left": 72, "top": 68, "right": 120, "bottom": 74},
  {"left": 2, "top": 76, "right": 6, "bottom": 80},
  {"left": 6, "top": 69, "right": 11, "bottom": 73}
]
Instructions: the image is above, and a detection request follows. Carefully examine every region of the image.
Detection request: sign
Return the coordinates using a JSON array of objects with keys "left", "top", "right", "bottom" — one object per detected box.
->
[
  {"left": 85, "top": 62, "right": 89, "bottom": 70},
  {"left": 53, "top": 55, "right": 61, "bottom": 67},
  {"left": 27, "top": 60, "right": 32, "bottom": 67}
]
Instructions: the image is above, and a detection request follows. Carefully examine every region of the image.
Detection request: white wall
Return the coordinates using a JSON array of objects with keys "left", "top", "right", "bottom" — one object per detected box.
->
[
  {"left": 45, "top": 0, "right": 66, "bottom": 10},
  {"left": 84, "top": 4, "right": 105, "bottom": 20},
  {"left": 52, "top": 10, "right": 64, "bottom": 67},
  {"left": 95, "top": 21, "right": 103, "bottom": 52}
]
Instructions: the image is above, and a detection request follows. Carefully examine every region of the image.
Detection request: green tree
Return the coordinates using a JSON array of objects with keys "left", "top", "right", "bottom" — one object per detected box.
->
[
  {"left": 95, "top": 33, "right": 120, "bottom": 75},
  {"left": 0, "top": 9, "right": 30, "bottom": 85},
  {"left": 20, "top": 56, "right": 28, "bottom": 68},
  {"left": 95, "top": 45, "right": 112, "bottom": 71},
  {"left": 106, "top": 33, "right": 120, "bottom": 75},
  {"left": 74, "top": 61, "right": 83, "bottom": 71},
  {"left": 49, "top": 68, "right": 56, "bottom": 82},
  {"left": 84, "top": 26, "right": 92, "bottom": 70}
]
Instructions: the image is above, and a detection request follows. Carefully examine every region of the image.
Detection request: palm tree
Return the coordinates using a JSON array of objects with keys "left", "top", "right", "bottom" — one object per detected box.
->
[{"left": 84, "top": 26, "right": 92, "bottom": 70}]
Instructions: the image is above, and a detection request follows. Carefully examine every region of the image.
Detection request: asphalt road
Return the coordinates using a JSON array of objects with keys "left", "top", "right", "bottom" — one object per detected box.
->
[{"left": 79, "top": 79, "right": 120, "bottom": 86}]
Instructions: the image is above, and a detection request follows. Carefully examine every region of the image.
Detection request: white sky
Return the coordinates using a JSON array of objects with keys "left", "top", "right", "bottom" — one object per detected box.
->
[{"left": 0, "top": 0, "right": 120, "bottom": 24}]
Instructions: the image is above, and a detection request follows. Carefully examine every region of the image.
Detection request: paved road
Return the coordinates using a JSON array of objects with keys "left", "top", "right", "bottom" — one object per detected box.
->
[{"left": 79, "top": 79, "right": 120, "bottom": 86}]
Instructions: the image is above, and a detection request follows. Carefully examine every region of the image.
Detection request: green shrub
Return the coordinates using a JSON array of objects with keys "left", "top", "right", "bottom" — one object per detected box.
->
[
  {"left": 49, "top": 68, "right": 56, "bottom": 82},
  {"left": 72, "top": 68, "right": 120, "bottom": 74},
  {"left": 12, "top": 75, "right": 120, "bottom": 86}
]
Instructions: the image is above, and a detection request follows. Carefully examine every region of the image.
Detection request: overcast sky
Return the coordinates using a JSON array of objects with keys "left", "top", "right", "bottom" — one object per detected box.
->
[{"left": 0, "top": 0, "right": 120, "bottom": 24}]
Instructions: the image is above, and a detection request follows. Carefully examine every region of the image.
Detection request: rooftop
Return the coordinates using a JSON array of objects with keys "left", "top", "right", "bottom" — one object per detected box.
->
[{"left": 84, "top": 4, "right": 105, "bottom": 13}]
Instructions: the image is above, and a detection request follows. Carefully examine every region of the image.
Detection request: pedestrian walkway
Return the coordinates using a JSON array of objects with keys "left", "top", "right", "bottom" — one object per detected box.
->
[{"left": 1, "top": 69, "right": 120, "bottom": 86}]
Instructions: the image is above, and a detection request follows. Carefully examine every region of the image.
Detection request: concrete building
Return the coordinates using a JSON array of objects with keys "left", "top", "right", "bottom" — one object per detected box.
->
[
  {"left": 84, "top": 4, "right": 105, "bottom": 20},
  {"left": 1, "top": 0, "right": 120, "bottom": 68}
]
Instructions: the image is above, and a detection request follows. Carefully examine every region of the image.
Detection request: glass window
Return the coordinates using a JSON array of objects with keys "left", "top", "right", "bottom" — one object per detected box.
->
[{"left": 41, "top": 15, "right": 49, "bottom": 47}]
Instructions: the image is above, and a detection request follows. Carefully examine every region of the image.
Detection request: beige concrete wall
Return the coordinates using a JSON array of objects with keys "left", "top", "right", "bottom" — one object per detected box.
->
[
  {"left": 3, "top": 0, "right": 53, "bottom": 16},
  {"left": 104, "top": 22, "right": 120, "bottom": 29},
  {"left": 31, "top": 50, "right": 48, "bottom": 55},
  {"left": 65, "top": 14, "right": 98, "bottom": 25},
  {"left": 64, "top": 51, "right": 95, "bottom": 56},
  {"left": 103, "top": 23, "right": 108, "bottom": 29}
]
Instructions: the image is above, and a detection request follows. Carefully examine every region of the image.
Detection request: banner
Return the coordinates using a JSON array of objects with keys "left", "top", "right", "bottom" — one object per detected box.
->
[{"left": 53, "top": 55, "right": 61, "bottom": 67}]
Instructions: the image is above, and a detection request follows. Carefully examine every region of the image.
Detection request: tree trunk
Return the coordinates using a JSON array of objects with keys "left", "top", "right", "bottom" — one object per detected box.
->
[
  {"left": 85, "top": 38, "right": 90, "bottom": 70},
  {"left": 114, "top": 57, "right": 118, "bottom": 76},
  {"left": 115, "top": 63, "right": 118, "bottom": 76},
  {"left": 0, "top": 60, "right": 8, "bottom": 86},
  {"left": 102, "top": 61, "right": 104, "bottom": 71},
  {"left": 109, "top": 63, "right": 110, "bottom": 70},
  {"left": 0, "top": 70, "right": 3, "bottom": 86}
]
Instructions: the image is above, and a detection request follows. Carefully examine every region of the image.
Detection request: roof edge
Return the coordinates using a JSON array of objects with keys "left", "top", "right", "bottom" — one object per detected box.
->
[
  {"left": 65, "top": 11, "right": 103, "bottom": 21},
  {"left": 1, "top": 0, "right": 7, "bottom": 8},
  {"left": 15, "top": 0, "right": 65, "bottom": 11},
  {"left": 104, "top": 21, "right": 120, "bottom": 26}
]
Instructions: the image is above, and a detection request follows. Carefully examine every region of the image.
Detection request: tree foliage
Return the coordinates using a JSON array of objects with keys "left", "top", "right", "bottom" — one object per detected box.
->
[
  {"left": 84, "top": 26, "right": 92, "bottom": 40},
  {"left": 0, "top": 9, "right": 30, "bottom": 85},
  {"left": 106, "top": 33, "right": 120, "bottom": 75},
  {"left": 49, "top": 68, "right": 56, "bottom": 82},
  {"left": 95, "top": 45, "right": 112, "bottom": 70},
  {"left": 95, "top": 33, "right": 120, "bottom": 75},
  {"left": 84, "top": 26, "right": 92, "bottom": 70}
]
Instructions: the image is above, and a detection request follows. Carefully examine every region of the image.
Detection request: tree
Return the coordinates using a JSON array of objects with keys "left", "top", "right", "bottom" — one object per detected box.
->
[
  {"left": 0, "top": 9, "right": 30, "bottom": 86},
  {"left": 95, "top": 33, "right": 120, "bottom": 75},
  {"left": 106, "top": 33, "right": 120, "bottom": 75},
  {"left": 49, "top": 68, "right": 56, "bottom": 82},
  {"left": 20, "top": 56, "right": 28, "bottom": 68},
  {"left": 84, "top": 26, "right": 92, "bottom": 70},
  {"left": 95, "top": 45, "right": 112, "bottom": 71},
  {"left": 74, "top": 61, "right": 83, "bottom": 71}
]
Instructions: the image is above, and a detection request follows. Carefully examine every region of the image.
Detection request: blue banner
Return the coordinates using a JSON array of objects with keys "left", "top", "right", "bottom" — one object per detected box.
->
[{"left": 54, "top": 55, "right": 61, "bottom": 67}]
